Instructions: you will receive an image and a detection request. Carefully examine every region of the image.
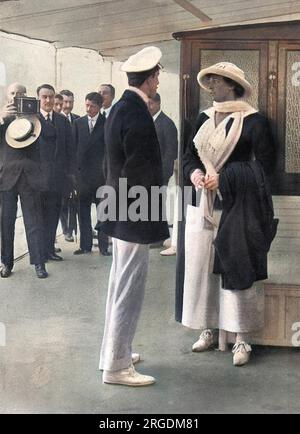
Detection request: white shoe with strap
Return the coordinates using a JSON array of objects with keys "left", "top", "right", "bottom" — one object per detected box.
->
[
  {"left": 103, "top": 365, "right": 155, "bottom": 387},
  {"left": 192, "top": 329, "right": 214, "bottom": 352},
  {"left": 160, "top": 246, "right": 177, "bottom": 256},
  {"left": 232, "top": 342, "right": 252, "bottom": 367}
]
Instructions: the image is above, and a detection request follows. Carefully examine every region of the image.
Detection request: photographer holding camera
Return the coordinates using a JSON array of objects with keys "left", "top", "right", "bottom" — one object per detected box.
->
[{"left": 0, "top": 83, "right": 48, "bottom": 279}]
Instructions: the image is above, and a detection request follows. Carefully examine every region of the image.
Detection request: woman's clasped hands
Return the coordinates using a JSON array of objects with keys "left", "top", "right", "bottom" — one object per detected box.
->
[{"left": 191, "top": 169, "right": 219, "bottom": 191}]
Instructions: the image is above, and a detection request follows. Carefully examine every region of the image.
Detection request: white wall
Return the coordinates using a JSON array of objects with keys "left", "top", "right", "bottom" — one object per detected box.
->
[
  {"left": 56, "top": 47, "right": 112, "bottom": 116},
  {"left": 0, "top": 31, "right": 56, "bottom": 104}
]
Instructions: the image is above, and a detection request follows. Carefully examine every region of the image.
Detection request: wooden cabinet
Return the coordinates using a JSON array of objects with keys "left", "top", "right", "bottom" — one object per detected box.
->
[
  {"left": 252, "top": 283, "right": 300, "bottom": 347},
  {"left": 174, "top": 21, "right": 300, "bottom": 196}
]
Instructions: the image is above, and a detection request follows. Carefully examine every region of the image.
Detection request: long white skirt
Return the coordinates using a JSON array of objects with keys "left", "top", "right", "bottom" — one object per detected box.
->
[{"left": 182, "top": 205, "right": 265, "bottom": 333}]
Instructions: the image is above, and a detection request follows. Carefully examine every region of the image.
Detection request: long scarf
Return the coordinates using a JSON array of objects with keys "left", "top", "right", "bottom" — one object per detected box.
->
[{"left": 193, "top": 100, "right": 257, "bottom": 229}]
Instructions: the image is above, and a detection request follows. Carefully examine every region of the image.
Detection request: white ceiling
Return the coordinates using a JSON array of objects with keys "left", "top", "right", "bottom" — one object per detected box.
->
[{"left": 1, "top": 0, "right": 300, "bottom": 59}]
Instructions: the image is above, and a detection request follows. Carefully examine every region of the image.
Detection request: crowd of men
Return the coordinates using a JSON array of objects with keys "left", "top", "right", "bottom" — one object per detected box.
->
[{"left": 0, "top": 81, "right": 178, "bottom": 279}]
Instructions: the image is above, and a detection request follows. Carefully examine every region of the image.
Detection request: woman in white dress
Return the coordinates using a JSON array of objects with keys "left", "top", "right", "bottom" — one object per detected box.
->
[{"left": 176, "top": 62, "right": 277, "bottom": 366}]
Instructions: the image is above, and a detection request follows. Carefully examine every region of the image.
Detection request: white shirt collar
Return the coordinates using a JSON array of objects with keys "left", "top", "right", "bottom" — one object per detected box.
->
[
  {"left": 101, "top": 105, "right": 113, "bottom": 118},
  {"left": 40, "top": 109, "right": 53, "bottom": 121},
  {"left": 62, "top": 112, "right": 72, "bottom": 122},
  {"left": 153, "top": 110, "right": 162, "bottom": 122},
  {"left": 88, "top": 112, "right": 100, "bottom": 123},
  {"left": 128, "top": 86, "right": 149, "bottom": 106}
]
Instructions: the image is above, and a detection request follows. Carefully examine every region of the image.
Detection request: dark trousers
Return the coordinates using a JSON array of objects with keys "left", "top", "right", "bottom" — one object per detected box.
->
[
  {"left": 1, "top": 176, "right": 46, "bottom": 268},
  {"left": 79, "top": 193, "right": 109, "bottom": 253},
  {"left": 42, "top": 192, "right": 62, "bottom": 256},
  {"left": 60, "top": 196, "right": 77, "bottom": 236}
]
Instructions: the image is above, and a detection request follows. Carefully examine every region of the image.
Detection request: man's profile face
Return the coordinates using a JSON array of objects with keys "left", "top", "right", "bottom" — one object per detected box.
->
[
  {"left": 62, "top": 95, "right": 74, "bottom": 115},
  {"left": 147, "top": 71, "right": 160, "bottom": 99}
]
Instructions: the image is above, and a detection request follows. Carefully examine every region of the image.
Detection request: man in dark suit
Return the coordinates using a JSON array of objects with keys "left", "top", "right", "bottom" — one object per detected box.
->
[
  {"left": 0, "top": 83, "right": 48, "bottom": 279},
  {"left": 73, "top": 92, "right": 109, "bottom": 256},
  {"left": 60, "top": 89, "right": 80, "bottom": 243},
  {"left": 37, "top": 84, "right": 73, "bottom": 262},
  {"left": 98, "top": 47, "right": 169, "bottom": 387},
  {"left": 149, "top": 93, "right": 179, "bottom": 253},
  {"left": 149, "top": 93, "right": 178, "bottom": 186}
]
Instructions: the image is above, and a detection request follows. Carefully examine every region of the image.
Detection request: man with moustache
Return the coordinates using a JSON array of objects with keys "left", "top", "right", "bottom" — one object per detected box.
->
[
  {"left": 60, "top": 89, "right": 80, "bottom": 243},
  {"left": 98, "top": 47, "right": 169, "bottom": 387},
  {"left": 37, "top": 84, "right": 73, "bottom": 262},
  {"left": 60, "top": 90, "right": 80, "bottom": 125},
  {"left": 73, "top": 92, "right": 109, "bottom": 257},
  {"left": 0, "top": 83, "right": 48, "bottom": 278}
]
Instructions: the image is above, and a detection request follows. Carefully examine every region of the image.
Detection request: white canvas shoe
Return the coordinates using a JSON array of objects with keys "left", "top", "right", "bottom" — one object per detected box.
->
[
  {"left": 132, "top": 353, "right": 141, "bottom": 365},
  {"left": 192, "top": 329, "right": 214, "bottom": 352},
  {"left": 160, "top": 246, "right": 177, "bottom": 256},
  {"left": 163, "top": 238, "right": 172, "bottom": 248},
  {"left": 103, "top": 365, "right": 155, "bottom": 387},
  {"left": 232, "top": 342, "right": 252, "bottom": 367}
]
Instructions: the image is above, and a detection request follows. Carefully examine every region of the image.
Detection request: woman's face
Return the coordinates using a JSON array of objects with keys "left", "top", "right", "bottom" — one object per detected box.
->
[{"left": 205, "top": 74, "right": 235, "bottom": 102}]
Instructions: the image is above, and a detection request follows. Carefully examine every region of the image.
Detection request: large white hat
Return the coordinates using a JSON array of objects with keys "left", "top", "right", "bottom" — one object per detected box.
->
[
  {"left": 121, "top": 46, "right": 162, "bottom": 73},
  {"left": 5, "top": 116, "right": 41, "bottom": 149},
  {"left": 197, "top": 62, "right": 252, "bottom": 98}
]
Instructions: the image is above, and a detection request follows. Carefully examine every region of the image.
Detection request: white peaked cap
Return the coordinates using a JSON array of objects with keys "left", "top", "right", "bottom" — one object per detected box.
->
[{"left": 121, "top": 46, "right": 162, "bottom": 73}]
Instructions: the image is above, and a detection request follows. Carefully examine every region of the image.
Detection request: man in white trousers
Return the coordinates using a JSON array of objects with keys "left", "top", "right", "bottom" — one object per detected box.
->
[{"left": 98, "top": 46, "right": 169, "bottom": 387}]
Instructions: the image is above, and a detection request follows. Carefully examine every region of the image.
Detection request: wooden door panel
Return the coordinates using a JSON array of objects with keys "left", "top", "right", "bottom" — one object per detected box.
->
[{"left": 276, "top": 43, "right": 300, "bottom": 195}]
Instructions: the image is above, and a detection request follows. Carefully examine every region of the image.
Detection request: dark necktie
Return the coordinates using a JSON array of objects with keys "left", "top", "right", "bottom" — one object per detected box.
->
[
  {"left": 103, "top": 111, "right": 106, "bottom": 119},
  {"left": 46, "top": 113, "right": 52, "bottom": 123}
]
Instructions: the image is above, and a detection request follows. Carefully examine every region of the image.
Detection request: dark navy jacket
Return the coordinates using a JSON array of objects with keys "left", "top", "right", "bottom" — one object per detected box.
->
[
  {"left": 73, "top": 114, "right": 106, "bottom": 196},
  {"left": 38, "top": 112, "right": 73, "bottom": 194},
  {"left": 99, "top": 90, "right": 169, "bottom": 245}
]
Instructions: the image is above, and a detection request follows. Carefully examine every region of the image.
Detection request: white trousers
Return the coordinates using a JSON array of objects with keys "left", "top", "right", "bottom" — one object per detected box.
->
[{"left": 99, "top": 238, "right": 150, "bottom": 372}]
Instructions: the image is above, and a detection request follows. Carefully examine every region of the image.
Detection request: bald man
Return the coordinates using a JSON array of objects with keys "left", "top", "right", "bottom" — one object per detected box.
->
[{"left": 0, "top": 83, "right": 48, "bottom": 279}]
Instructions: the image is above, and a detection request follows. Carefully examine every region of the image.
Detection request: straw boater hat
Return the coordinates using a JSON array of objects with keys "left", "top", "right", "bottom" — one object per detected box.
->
[
  {"left": 121, "top": 46, "right": 162, "bottom": 73},
  {"left": 197, "top": 62, "right": 252, "bottom": 98},
  {"left": 5, "top": 116, "right": 41, "bottom": 149}
]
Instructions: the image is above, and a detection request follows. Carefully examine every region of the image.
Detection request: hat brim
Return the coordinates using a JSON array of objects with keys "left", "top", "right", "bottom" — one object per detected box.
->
[
  {"left": 6, "top": 116, "right": 42, "bottom": 149},
  {"left": 197, "top": 66, "right": 253, "bottom": 99}
]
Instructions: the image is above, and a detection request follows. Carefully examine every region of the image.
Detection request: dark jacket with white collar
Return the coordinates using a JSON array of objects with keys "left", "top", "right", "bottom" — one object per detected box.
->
[
  {"left": 73, "top": 113, "right": 106, "bottom": 196},
  {"left": 38, "top": 111, "right": 73, "bottom": 194},
  {"left": 99, "top": 90, "right": 169, "bottom": 245}
]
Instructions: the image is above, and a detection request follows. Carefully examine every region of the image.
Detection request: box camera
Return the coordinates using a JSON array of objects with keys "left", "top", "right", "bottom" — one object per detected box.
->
[{"left": 14, "top": 97, "right": 40, "bottom": 116}]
